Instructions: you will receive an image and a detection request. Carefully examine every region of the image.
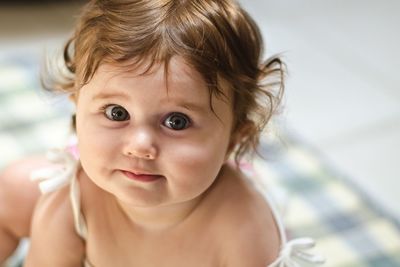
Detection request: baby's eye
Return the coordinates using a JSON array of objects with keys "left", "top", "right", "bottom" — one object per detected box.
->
[
  {"left": 103, "top": 104, "right": 130, "bottom": 121},
  {"left": 163, "top": 112, "right": 191, "bottom": 130}
]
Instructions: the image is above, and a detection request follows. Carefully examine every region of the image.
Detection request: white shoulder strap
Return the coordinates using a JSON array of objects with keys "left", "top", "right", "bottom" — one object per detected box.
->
[
  {"left": 262, "top": 187, "right": 325, "bottom": 267},
  {"left": 30, "top": 149, "right": 88, "bottom": 240},
  {"left": 70, "top": 169, "right": 88, "bottom": 240}
]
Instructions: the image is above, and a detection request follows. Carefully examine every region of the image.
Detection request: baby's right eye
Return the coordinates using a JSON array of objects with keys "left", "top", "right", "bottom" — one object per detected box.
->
[{"left": 103, "top": 104, "right": 130, "bottom": 121}]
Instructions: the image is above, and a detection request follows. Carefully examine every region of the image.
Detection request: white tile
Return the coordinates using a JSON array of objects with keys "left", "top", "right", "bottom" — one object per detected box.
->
[
  {"left": 241, "top": 0, "right": 400, "bottom": 144},
  {"left": 284, "top": 46, "right": 400, "bottom": 144},
  {"left": 318, "top": 119, "right": 400, "bottom": 219}
]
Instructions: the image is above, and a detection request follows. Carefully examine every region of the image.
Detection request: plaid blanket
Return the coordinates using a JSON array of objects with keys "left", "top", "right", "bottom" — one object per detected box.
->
[
  {"left": 1, "top": 55, "right": 400, "bottom": 267},
  {"left": 255, "top": 133, "right": 400, "bottom": 266}
]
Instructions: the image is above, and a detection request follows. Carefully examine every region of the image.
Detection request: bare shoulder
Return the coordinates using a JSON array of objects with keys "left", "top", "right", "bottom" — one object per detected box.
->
[
  {"left": 24, "top": 180, "right": 84, "bottom": 266},
  {"left": 207, "top": 164, "right": 281, "bottom": 266},
  {"left": 0, "top": 156, "right": 48, "bottom": 237}
]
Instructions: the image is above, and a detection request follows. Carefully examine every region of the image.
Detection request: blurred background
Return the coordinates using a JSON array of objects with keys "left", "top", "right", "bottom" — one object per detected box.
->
[
  {"left": 243, "top": 0, "right": 400, "bottom": 221},
  {"left": 1, "top": 0, "right": 399, "bottom": 266}
]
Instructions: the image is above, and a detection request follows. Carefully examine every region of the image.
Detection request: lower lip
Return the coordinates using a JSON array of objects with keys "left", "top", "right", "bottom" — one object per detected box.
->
[{"left": 121, "top": 171, "right": 163, "bottom": 182}]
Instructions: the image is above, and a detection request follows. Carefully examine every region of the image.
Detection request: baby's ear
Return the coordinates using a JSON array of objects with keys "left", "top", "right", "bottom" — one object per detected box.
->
[
  {"left": 226, "top": 120, "right": 253, "bottom": 157},
  {"left": 69, "top": 93, "right": 78, "bottom": 104}
]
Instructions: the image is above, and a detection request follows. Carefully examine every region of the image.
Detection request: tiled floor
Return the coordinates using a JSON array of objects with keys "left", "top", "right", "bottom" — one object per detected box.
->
[
  {"left": 1, "top": 1, "right": 399, "bottom": 220},
  {"left": 240, "top": 0, "right": 400, "bottom": 219}
]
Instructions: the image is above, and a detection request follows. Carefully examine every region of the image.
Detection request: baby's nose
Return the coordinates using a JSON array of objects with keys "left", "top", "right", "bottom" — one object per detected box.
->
[{"left": 123, "top": 127, "right": 158, "bottom": 160}]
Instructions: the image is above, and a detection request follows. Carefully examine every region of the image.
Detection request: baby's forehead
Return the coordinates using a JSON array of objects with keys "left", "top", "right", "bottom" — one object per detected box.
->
[
  {"left": 114, "top": 57, "right": 206, "bottom": 86},
  {"left": 91, "top": 57, "right": 232, "bottom": 100}
]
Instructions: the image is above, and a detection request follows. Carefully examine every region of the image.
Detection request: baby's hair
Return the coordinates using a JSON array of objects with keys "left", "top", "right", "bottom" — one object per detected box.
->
[{"left": 44, "top": 0, "right": 285, "bottom": 163}]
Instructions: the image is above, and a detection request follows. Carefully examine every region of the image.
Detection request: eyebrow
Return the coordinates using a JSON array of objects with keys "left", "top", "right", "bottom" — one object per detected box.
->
[
  {"left": 92, "top": 92, "right": 130, "bottom": 101},
  {"left": 178, "top": 102, "right": 208, "bottom": 113},
  {"left": 161, "top": 98, "right": 209, "bottom": 113},
  {"left": 92, "top": 92, "right": 209, "bottom": 113}
]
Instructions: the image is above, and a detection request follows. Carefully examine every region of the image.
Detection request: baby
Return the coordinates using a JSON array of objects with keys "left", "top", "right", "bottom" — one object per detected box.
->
[{"left": 0, "top": 0, "right": 324, "bottom": 266}]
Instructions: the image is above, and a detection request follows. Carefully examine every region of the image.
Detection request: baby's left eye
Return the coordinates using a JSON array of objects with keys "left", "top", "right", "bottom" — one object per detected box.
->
[
  {"left": 163, "top": 113, "right": 191, "bottom": 130},
  {"left": 103, "top": 104, "right": 130, "bottom": 121}
]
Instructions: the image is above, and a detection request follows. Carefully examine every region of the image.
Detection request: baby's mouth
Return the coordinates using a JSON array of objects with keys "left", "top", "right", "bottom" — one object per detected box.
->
[{"left": 121, "top": 170, "right": 164, "bottom": 182}]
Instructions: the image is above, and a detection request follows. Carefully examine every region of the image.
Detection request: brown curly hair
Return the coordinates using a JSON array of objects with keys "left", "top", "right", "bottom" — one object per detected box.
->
[{"left": 45, "top": 0, "right": 285, "bottom": 163}]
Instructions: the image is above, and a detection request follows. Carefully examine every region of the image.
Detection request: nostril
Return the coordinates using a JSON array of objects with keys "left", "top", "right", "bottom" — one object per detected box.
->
[
  {"left": 145, "top": 154, "right": 155, "bottom": 160},
  {"left": 124, "top": 148, "right": 156, "bottom": 160}
]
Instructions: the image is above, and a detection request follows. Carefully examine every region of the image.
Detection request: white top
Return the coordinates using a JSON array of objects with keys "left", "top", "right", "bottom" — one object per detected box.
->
[{"left": 31, "top": 149, "right": 325, "bottom": 267}]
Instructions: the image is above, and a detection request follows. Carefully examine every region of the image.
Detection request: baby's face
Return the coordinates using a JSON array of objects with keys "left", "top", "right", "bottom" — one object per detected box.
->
[{"left": 75, "top": 57, "right": 234, "bottom": 207}]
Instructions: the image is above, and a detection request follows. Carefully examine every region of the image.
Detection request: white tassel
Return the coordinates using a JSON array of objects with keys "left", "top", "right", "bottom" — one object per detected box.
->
[
  {"left": 269, "top": 237, "right": 325, "bottom": 267},
  {"left": 30, "top": 149, "right": 77, "bottom": 194}
]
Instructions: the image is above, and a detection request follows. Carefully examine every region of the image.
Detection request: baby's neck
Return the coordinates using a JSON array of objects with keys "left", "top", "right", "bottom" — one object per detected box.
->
[{"left": 114, "top": 194, "right": 206, "bottom": 232}]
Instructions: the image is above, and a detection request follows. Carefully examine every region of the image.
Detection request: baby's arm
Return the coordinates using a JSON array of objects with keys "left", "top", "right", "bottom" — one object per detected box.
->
[
  {"left": 0, "top": 156, "right": 45, "bottom": 263},
  {"left": 24, "top": 185, "right": 85, "bottom": 267},
  {"left": 217, "top": 192, "right": 281, "bottom": 267},
  {"left": 221, "top": 224, "right": 280, "bottom": 267}
]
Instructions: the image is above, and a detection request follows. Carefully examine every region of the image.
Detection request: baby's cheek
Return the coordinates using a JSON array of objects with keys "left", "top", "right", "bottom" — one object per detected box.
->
[
  {"left": 168, "top": 142, "right": 225, "bottom": 185},
  {"left": 175, "top": 145, "right": 207, "bottom": 164},
  {"left": 78, "top": 127, "right": 116, "bottom": 171},
  {"left": 179, "top": 140, "right": 223, "bottom": 162}
]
